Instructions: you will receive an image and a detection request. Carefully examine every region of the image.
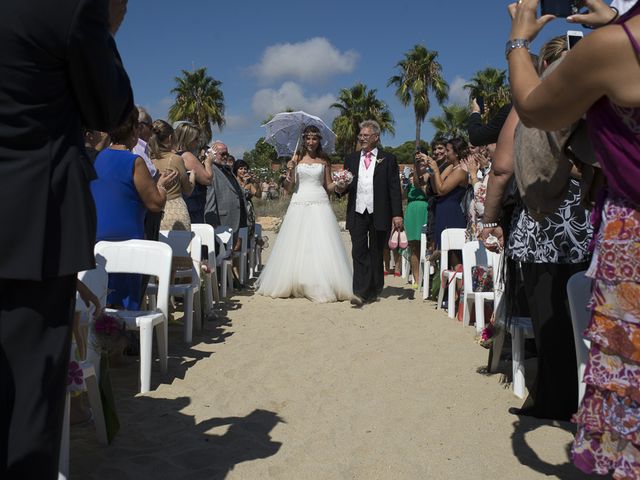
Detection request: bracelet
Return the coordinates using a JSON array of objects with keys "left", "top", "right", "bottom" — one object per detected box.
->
[
  {"left": 482, "top": 222, "right": 499, "bottom": 229},
  {"left": 604, "top": 6, "right": 619, "bottom": 26}
]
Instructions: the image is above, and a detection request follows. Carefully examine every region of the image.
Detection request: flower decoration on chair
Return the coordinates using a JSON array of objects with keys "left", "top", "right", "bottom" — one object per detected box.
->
[
  {"left": 92, "top": 312, "right": 126, "bottom": 354},
  {"left": 332, "top": 169, "right": 354, "bottom": 186}
]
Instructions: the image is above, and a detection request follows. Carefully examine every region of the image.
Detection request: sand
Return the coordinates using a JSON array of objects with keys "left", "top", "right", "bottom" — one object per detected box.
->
[{"left": 70, "top": 231, "right": 603, "bottom": 480}]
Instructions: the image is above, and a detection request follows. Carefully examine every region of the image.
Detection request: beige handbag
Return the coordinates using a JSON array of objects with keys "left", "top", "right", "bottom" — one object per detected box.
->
[{"left": 513, "top": 58, "right": 600, "bottom": 221}]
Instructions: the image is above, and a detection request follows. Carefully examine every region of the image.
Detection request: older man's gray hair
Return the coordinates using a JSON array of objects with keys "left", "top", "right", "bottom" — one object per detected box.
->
[
  {"left": 136, "top": 105, "right": 152, "bottom": 124},
  {"left": 359, "top": 120, "right": 381, "bottom": 135}
]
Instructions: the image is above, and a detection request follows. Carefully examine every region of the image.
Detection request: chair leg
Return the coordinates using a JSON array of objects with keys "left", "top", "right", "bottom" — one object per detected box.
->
[
  {"left": 183, "top": 293, "right": 193, "bottom": 344},
  {"left": 82, "top": 364, "right": 108, "bottom": 445},
  {"left": 203, "top": 273, "right": 213, "bottom": 315},
  {"left": 220, "top": 262, "right": 228, "bottom": 298},
  {"left": 58, "top": 392, "right": 70, "bottom": 480},
  {"left": 511, "top": 324, "right": 526, "bottom": 399},
  {"left": 211, "top": 268, "right": 220, "bottom": 304},
  {"left": 447, "top": 278, "right": 456, "bottom": 319},
  {"left": 155, "top": 321, "right": 168, "bottom": 374},
  {"left": 194, "top": 290, "right": 202, "bottom": 333},
  {"left": 139, "top": 319, "right": 153, "bottom": 394},
  {"left": 437, "top": 283, "right": 445, "bottom": 310},
  {"left": 475, "top": 298, "right": 485, "bottom": 334},
  {"left": 489, "top": 326, "right": 506, "bottom": 373},
  {"left": 463, "top": 295, "right": 473, "bottom": 327}
]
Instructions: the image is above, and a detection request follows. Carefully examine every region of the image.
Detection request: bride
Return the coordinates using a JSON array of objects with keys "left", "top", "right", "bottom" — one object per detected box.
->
[{"left": 256, "top": 125, "right": 353, "bottom": 303}]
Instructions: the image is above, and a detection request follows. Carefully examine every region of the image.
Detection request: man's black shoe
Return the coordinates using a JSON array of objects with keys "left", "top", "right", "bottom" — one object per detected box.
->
[{"left": 350, "top": 294, "right": 365, "bottom": 307}]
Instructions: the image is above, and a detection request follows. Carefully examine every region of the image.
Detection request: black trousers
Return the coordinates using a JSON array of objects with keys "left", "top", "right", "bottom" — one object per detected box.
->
[
  {"left": 520, "top": 261, "right": 590, "bottom": 421},
  {"left": 1, "top": 275, "right": 76, "bottom": 479},
  {"left": 349, "top": 211, "right": 388, "bottom": 300}
]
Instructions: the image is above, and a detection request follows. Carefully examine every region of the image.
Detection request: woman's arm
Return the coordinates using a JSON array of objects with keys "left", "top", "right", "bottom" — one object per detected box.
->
[
  {"left": 478, "top": 107, "right": 520, "bottom": 250},
  {"left": 507, "top": 0, "right": 639, "bottom": 130},
  {"left": 431, "top": 165, "right": 468, "bottom": 196},
  {"left": 323, "top": 160, "right": 338, "bottom": 194},
  {"left": 284, "top": 154, "right": 299, "bottom": 193},
  {"left": 175, "top": 155, "right": 195, "bottom": 196},
  {"left": 133, "top": 157, "right": 174, "bottom": 212},
  {"left": 182, "top": 150, "right": 213, "bottom": 186}
]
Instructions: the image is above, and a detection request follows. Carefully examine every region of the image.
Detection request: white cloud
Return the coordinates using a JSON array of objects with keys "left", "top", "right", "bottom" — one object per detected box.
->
[
  {"left": 252, "top": 82, "right": 337, "bottom": 123},
  {"left": 222, "top": 113, "right": 249, "bottom": 130},
  {"left": 448, "top": 76, "right": 469, "bottom": 106},
  {"left": 251, "top": 37, "right": 358, "bottom": 83}
]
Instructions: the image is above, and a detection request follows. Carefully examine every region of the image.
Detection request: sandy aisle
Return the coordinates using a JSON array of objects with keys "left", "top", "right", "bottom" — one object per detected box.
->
[{"left": 70, "top": 231, "right": 601, "bottom": 479}]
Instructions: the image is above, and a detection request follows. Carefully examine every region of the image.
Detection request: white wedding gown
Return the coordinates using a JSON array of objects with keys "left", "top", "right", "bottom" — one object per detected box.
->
[{"left": 256, "top": 163, "right": 353, "bottom": 303}]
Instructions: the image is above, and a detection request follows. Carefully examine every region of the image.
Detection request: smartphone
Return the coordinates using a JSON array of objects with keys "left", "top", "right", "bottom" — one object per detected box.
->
[
  {"left": 476, "top": 96, "right": 485, "bottom": 115},
  {"left": 567, "top": 30, "right": 584, "bottom": 50},
  {"left": 541, "top": 0, "right": 577, "bottom": 17}
]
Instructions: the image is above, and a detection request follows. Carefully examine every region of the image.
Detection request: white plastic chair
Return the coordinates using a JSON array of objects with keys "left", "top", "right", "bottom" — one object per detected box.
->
[
  {"left": 150, "top": 230, "right": 202, "bottom": 344},
  {"left": 461, "top": 241, "right": 500, "bottom": 334},
  {"left": 509, "top": 316, "right": 535, "bottom": 399},
  {"left": 436, "top": 228, "right": 466, "bottom": 318},
  {"left": 567, "top": 271, "right": 592, "bottom": 404},
  {"left": 419, "top": 231, "right": 435, "bottom": 300},
  {"left": 95, "top": 240, "right": 171, "bottom": 394},
  {"left": 215, "top": 226, "right": 234, "bottom": 298},
  {"left": 249, "top": 223, "right": 264, "bottom": 279},
  {"left": 234, "top": 226, "right": 249, "bottom": 285},
  {"left": 191, "top": 223, "right": 220, "bottom": 314},
  {"left": 59, "top": 264, "right": 109, "bottom": 479}
]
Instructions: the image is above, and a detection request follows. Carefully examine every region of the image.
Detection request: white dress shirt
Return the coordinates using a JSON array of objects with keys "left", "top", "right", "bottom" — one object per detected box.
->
[
  {"left": 355, "top": 147, "right": 377, "bottom": 214},
  {"left": 133, "top": 138, "right": 157, "bottom": 177}
]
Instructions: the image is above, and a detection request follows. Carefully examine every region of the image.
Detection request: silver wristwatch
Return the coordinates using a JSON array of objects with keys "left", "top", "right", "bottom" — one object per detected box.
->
[{"left": 505, "top": 38, "right": 530, "bottom": 59}]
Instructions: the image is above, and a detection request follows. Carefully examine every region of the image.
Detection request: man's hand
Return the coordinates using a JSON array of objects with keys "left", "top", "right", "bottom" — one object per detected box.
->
[
  {"left": 109, "top": 0, "right": 128, "bottom": 36},
  {"left": 392, "top": 216, "right": 404, "bottom": 230}
]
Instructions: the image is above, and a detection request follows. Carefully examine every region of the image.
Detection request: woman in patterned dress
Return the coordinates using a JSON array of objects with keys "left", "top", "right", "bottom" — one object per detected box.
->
[{"left": 506, "top": 0, "right": 640, "bottom": 476}]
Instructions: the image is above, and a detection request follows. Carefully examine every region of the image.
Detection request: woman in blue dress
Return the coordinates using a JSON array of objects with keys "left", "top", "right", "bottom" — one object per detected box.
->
[
  {"left": 426, "top": 137, "right": 469, "bottom": 249},
  {"left": 91, "top": 107, "right": 176, "bottom": 309}
]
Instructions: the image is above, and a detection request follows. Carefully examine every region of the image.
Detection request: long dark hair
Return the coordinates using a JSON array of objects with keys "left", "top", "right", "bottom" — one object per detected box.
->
[{"left": 295, "top": 125, "right": 329, "bottom": 160}]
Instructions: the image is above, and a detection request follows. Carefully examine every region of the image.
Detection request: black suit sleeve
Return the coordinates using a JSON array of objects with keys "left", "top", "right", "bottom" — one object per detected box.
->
[
  {"left": 388, "top": 154, "right": 403, "bottom": 218},
  {"left": 66, "top": 0, "right": 133, "bottom": 130},
  {"left": 467, "top": 103, "right": 512, "bottom": 146}
]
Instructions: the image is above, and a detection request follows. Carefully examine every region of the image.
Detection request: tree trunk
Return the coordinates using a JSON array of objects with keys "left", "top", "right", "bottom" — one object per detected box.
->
[{"left": 415, "top": 115, "right": 421, "bottom": 151}]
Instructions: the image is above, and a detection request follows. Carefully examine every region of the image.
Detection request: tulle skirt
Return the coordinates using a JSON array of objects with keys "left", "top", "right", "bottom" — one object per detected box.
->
[{"left": 256, "top": 198, "right": 353, "bottom": 303}]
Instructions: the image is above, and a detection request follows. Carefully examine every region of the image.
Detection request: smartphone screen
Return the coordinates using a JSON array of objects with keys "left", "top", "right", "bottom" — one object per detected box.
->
[
  {"left": 567, "top": 31, "right": 584, "bottom": 50},
  {"left": 541, "top": 0, "right": 575, "bottom": 18}
]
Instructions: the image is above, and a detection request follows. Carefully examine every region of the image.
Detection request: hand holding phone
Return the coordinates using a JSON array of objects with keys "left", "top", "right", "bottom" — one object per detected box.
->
[{"left": 541, "top": 0, "right": 579, "bottom": 18}]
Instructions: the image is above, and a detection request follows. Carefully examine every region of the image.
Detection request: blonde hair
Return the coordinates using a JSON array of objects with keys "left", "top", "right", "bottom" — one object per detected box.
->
[
  {"left": 148, "top": 119, "right": 174, "bottom": 159},
  {"left": 538, "top": 35, "right": 567, "bottom": 74},
  {"left": 173, "top": 122, "right": 201, "bottom": 152}
]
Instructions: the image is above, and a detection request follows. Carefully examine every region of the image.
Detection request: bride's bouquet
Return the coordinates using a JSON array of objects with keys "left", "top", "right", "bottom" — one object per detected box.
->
[{"left": 332, "top": 169, "right": 354, "bottom": 187}]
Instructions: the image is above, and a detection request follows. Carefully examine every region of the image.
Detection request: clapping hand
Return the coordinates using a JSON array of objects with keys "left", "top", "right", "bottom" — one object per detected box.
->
[{"left": 158, "top": 169, "right": 179, "bottom": 190}]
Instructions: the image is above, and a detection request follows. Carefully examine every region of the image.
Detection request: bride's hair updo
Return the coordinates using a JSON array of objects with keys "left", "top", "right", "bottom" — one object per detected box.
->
[{"left": 296, "top": 125, "right": 329, "bottom": 161}]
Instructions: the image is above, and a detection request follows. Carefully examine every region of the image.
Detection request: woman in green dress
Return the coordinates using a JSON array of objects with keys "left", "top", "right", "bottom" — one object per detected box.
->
[{"left": 404, "top": 156, "right": 431, "bottom": 288}]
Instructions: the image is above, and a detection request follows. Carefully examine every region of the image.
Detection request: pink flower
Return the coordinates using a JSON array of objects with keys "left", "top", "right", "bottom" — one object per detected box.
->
[{"left": 67, "top": 361, "right": 83, "bottom": 386}]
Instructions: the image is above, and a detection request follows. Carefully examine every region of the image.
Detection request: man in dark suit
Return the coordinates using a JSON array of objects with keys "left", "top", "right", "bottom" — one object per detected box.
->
[
  {"left": 0, "top": 0, "right": 133, "bottom": 477},
  {"left": 336, "top": 120, "right": 403, "bottom": 306}
]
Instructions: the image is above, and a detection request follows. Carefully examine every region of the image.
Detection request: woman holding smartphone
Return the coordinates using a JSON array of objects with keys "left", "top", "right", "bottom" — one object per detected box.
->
[{"left": 507, "top": 0, "right": 640, "bottom": 476}]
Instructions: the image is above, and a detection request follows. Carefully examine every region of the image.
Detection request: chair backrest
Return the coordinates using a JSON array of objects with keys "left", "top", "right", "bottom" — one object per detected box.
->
[
  {"left": 191, "top": 224, "right": 215, "bottom": 262},
  {"left": 567, "top": 271, "right": 592, "bottom": 403},
  {"left": 462, "top": 241, "right": 501, "bottom": 294},
  {"left": 215, "top": 225, "right": 234, "bottom": 265},
  {"left": 419, "top": 232, "right": 427, "bottom": 264},
  {"left": 94, "top": 240, "right": 172, "bottom": 321},
  {"left": 159, "top": 230, "right": 202, "bottom": 283},
  {"left": 439, "top": 228, "right": 466, "bottom": 274},
  {"left": 77, "top": 254, "right": 109, "bottom": 315}
]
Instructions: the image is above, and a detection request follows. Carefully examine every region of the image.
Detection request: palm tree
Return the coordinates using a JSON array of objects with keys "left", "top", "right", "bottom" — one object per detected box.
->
[
  {"left": 428, "top": 105, "right": 470, "bottom": 140},
  {"left": 464, "top": 67, "right": 511, "bottom": 120},
  {"left": 168, "top": 67, "right": 225, "bottom": 144},
  {"left": 388, "top": 44, "right": 449, "bottom": 150},
  {"left": 330, "top": 83, "right": 395, "bottom": 154}
]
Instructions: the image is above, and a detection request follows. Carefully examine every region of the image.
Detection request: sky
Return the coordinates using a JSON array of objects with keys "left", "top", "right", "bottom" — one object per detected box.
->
[{"left": 116, "top": 0, "right": 582, "bottom": 157}]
